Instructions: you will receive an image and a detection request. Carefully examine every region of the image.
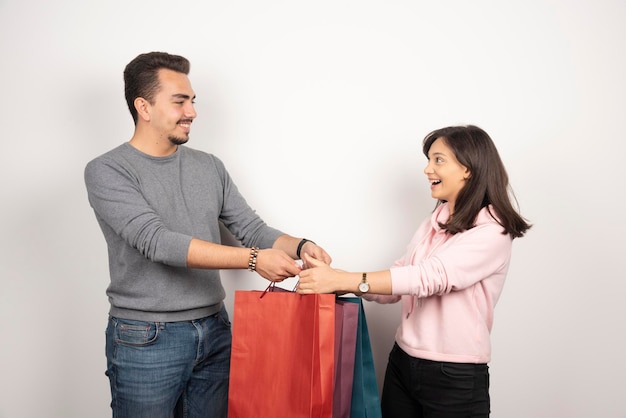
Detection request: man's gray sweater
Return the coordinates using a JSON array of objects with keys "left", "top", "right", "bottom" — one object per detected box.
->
[{"left": 85, "top": 143, "right": 283, "bottom": 322}]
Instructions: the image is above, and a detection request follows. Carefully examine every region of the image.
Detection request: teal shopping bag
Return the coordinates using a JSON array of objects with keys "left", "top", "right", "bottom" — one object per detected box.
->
[{"left": 338, "top": 297, "right": 382, "bottom": 418}]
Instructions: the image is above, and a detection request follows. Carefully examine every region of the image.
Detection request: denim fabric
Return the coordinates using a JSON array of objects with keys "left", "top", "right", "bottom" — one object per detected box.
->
[
  {"left": 105, "top": 307, "right": 232, "bottom": 418},
  {"left": 381, "top": 343, "right": 490, "bottom": 418}
]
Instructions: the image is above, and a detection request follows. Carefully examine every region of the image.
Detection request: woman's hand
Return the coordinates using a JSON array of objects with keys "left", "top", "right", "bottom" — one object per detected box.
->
[{"left": 296, "top": 253, "right": 354, "bottom": 294}]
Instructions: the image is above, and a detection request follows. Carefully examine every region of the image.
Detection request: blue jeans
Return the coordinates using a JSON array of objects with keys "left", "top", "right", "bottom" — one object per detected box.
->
[
  {"left": 381, "top": 343, "right": 490, "bottom": 418},
  {"left": 105, "top": 307, "right": 232, "bottom": 418}
]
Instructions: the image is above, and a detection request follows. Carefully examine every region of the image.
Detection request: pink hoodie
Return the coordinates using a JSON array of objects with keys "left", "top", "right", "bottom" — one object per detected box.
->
[{"left": 366, "top": 203, "right": 512, "bottom": 363}]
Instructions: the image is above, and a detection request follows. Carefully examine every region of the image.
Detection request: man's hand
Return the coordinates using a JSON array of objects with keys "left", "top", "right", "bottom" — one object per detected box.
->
[
  {"left": 300, "top": 241, "right": 332, "bottom": 269},
  {"left": 255, "top": 248, "right": 302, "bottom": 282}
]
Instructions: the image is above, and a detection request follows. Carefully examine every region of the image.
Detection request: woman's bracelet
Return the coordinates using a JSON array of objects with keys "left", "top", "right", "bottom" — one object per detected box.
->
[
  {"left": 248, "top": 247, "right": 259, "bottom": 272},
  {"left": 296, "top": 239, "right": 315, "bottom": 259}
]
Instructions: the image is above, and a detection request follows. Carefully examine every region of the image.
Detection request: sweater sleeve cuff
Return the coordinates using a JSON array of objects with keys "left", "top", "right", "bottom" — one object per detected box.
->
[
  {"left": 390, "top": 266, "right": 412, "bottom": 295},
  {"left": 154, "top": 232, "right": 193, "bottom": 267}
]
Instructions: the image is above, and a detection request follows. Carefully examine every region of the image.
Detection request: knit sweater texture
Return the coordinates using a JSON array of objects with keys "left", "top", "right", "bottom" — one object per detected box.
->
[{"left": 85, "top": 143, "right": 283, "bottom": 322}]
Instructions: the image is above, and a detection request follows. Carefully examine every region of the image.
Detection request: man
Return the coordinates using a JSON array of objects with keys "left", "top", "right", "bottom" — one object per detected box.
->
[{"left": 84, "top": 51, "right": 331, "bottom": 418}]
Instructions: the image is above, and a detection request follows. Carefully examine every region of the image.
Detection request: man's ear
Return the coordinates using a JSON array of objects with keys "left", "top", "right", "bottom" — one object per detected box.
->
[{"left": 134, "top": 97, "right": 151, "bottom": 122}]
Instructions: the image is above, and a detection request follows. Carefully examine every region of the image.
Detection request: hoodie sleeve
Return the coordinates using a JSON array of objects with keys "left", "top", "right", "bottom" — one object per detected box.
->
[{"left": 390, "top": 221, "right": 512, "bottom": 297}]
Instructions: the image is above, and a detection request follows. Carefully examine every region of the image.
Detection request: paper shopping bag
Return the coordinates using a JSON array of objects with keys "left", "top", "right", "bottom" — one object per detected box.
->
[
  {"left": 228, "top": 289, "right": 336, "bottom": 418},
  {"left": 340, "top": 297, "right": 382, "bottom": 418},
  {"left": 333, "top": 299, "right": 359, "bottom": 418}
]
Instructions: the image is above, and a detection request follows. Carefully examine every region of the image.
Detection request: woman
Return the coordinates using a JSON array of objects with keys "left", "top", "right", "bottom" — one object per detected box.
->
[{"left": 297, "top": 125, "right": 531, "bottom": 417}]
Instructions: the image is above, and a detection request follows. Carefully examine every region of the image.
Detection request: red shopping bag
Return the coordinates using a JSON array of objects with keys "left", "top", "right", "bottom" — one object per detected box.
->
[{"left": 228, "top": 288, "right": 336, "bottom": 418}]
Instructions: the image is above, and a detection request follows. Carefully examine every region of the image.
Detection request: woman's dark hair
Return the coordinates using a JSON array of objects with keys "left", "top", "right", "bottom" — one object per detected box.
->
[
  {"left": 422, "top": 125, "right": 531, "bottom": 238},
  {"left": 123, "top": 52, "right": 191, "bottom": 124}
]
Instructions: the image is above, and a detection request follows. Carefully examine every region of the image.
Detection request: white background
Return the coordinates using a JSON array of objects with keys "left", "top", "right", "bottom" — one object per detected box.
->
[{"left": 1, "top": 0, "right": 624, "bottom": 417}]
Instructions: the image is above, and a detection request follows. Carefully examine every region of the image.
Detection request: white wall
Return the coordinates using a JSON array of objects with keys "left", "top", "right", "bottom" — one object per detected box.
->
[{"left": 1, "top": 0, "right": 624, "bottom": 417}]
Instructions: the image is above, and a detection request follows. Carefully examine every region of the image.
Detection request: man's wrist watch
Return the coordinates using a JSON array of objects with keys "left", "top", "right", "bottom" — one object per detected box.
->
[{"left": 358, "top": 272, "right": 370, "bottom": 293}]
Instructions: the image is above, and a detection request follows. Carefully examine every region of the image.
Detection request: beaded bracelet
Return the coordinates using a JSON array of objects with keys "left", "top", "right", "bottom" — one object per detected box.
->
[{"left": 248, "top": 247, "right": 259, "bottom": 272}]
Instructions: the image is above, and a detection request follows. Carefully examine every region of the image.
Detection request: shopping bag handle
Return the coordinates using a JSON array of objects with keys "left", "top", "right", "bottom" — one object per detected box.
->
[
  {"left": 259, "top": 281, "right": 299, "bottom": 298},
  {"left": 260, "top": 281, "right": 343, "bottom": 300}
]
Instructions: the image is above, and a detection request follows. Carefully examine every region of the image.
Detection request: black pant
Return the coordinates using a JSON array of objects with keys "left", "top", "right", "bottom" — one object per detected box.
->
[{"left": 381, "top": 343, "right": 490, "bottom": 418}]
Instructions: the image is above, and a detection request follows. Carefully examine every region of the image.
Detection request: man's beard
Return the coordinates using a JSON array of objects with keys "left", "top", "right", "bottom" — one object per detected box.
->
[{"left": 169, "top": 135, "right": 189, "bottom": 146}]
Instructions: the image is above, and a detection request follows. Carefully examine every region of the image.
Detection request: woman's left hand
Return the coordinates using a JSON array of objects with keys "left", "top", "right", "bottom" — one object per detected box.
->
[{"left": 296, "top": 253, "right": 345, "bottom": 294}]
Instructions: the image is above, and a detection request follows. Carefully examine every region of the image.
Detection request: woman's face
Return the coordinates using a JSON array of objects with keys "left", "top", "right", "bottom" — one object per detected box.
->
[{"left": 424, "top": 137, "right": 470, "bottom": 213}]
